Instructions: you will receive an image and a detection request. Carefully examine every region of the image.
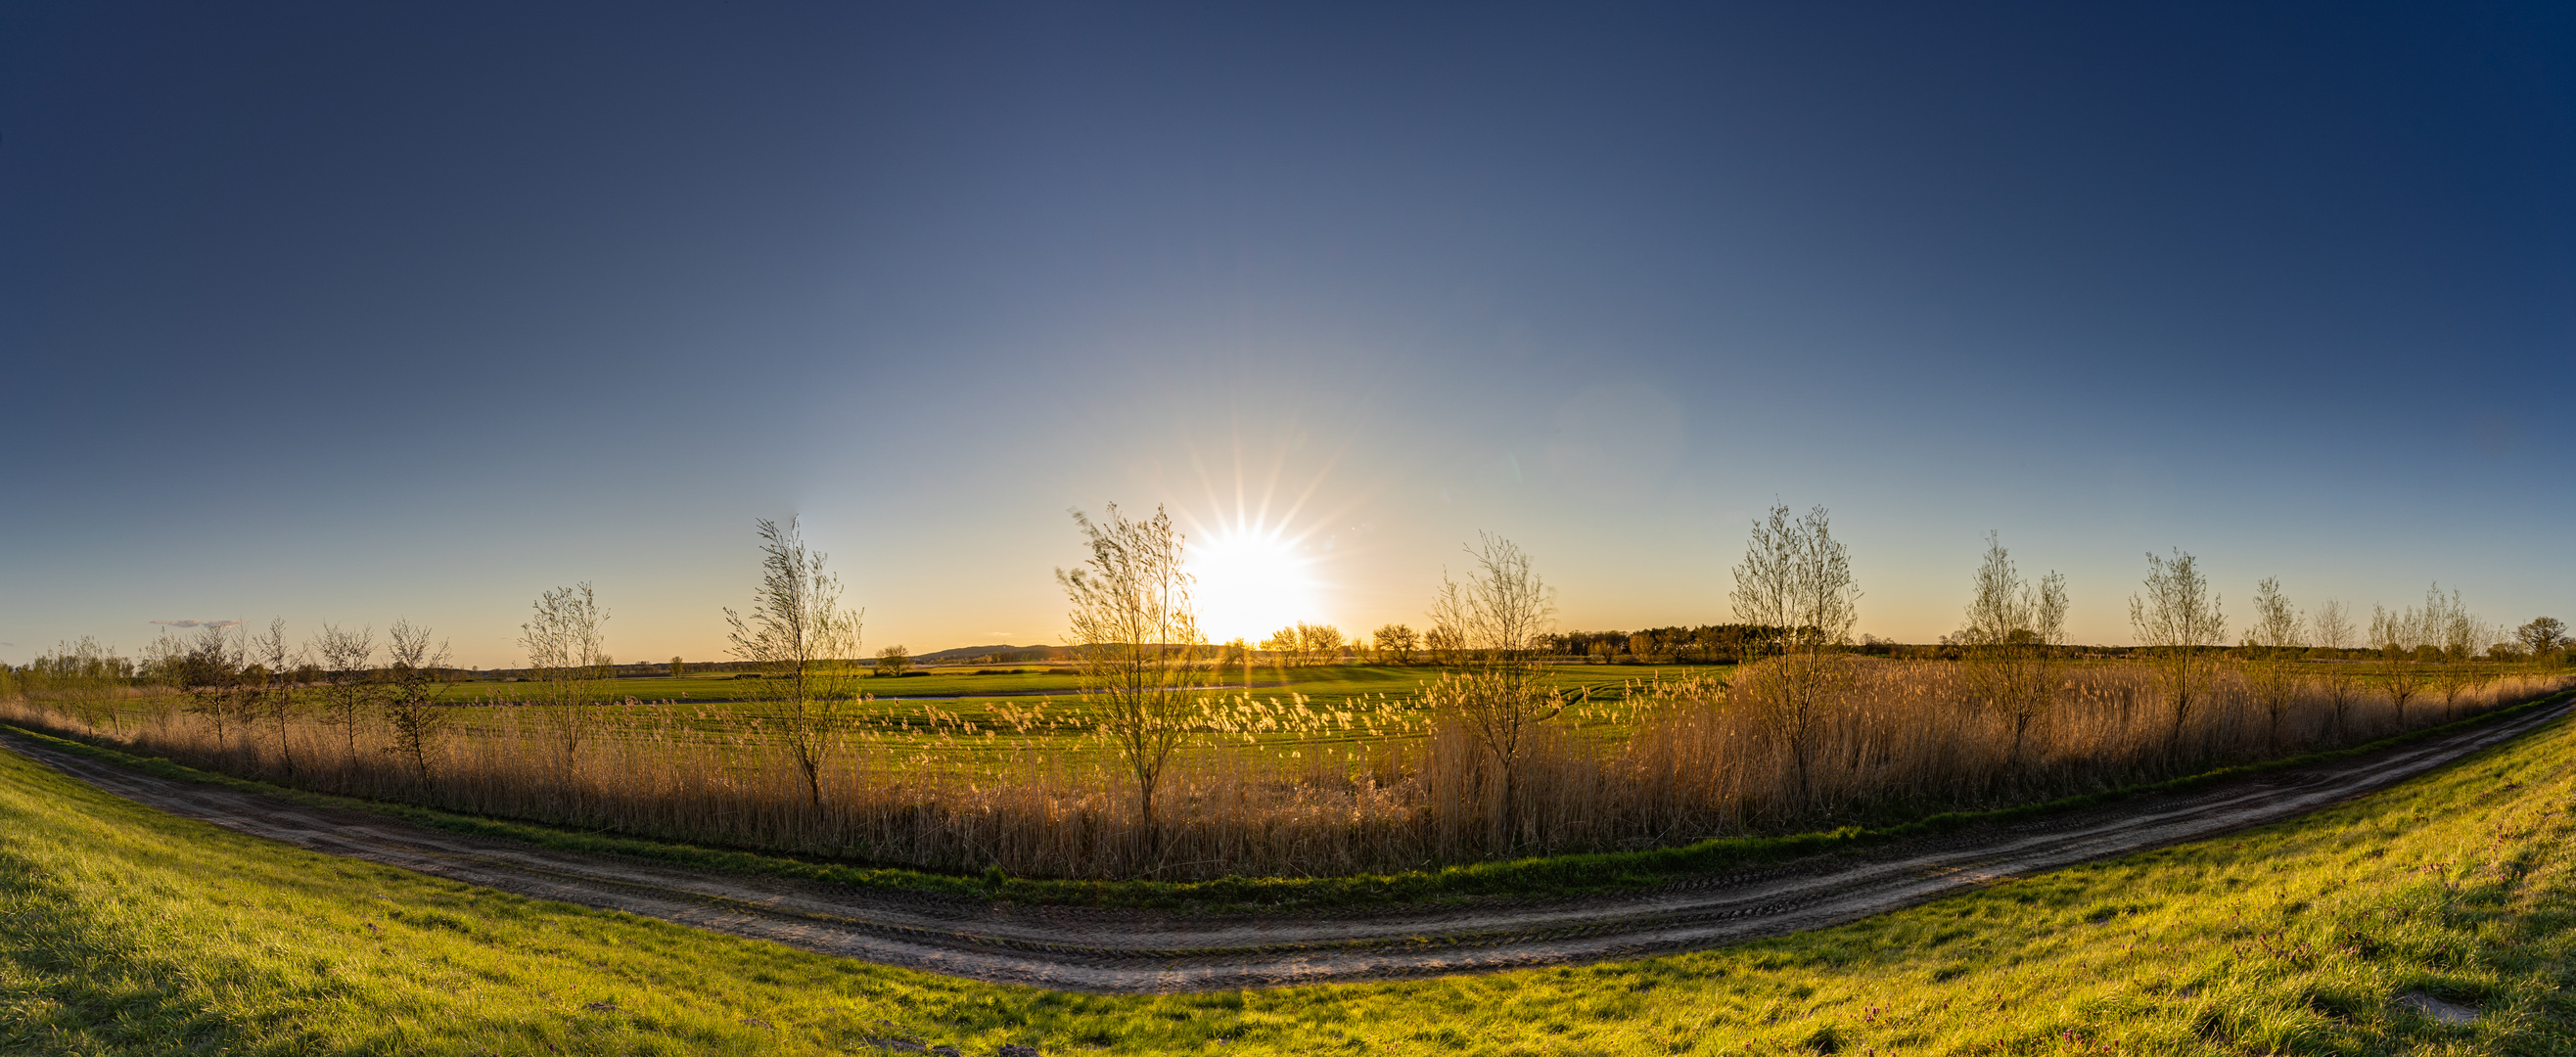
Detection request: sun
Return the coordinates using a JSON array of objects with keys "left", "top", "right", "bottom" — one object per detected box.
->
[
  {"left": 1169, "top": 427, "right": 1357, "bottom": 644},
  {"left": 1187, "top": 525, "right": 1317, "bottom": 644}
]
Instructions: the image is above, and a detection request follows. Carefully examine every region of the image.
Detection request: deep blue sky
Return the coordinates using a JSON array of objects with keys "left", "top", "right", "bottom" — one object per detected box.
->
[{"left": 4, "top": 3, "right": 2570, "bottom": 666}]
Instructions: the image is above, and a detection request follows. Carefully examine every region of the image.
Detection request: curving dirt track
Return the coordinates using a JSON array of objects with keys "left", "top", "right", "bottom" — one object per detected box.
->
[{"left": 6, "top": 703, "right": 2563, "bottom": 994}]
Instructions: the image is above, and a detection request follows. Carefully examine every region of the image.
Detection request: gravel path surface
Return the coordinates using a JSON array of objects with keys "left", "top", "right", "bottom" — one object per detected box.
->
[{"left": 7, "top": 704, "right": 2559, "bottom": 993}]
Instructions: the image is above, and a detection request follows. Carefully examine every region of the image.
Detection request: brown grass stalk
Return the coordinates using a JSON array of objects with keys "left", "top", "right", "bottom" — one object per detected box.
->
[{"left": 3, "top": 661, "right": 2563, "bottom": 881}]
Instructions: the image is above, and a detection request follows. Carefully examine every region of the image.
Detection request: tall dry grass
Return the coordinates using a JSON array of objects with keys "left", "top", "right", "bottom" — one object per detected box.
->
[{"left": 3, "top": 660, "right": 2563, "bottom": 881}]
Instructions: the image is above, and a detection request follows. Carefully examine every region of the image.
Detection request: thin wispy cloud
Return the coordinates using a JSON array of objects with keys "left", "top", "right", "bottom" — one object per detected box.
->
[{"left": 152, "top": 620, "right": 242, "bottom": 629}]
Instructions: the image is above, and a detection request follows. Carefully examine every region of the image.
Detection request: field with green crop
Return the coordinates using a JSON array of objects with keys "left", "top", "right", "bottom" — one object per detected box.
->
[
  {"left": 436, "top": 664, "right": 1673, "bottom": 711},
  {"left": 420, "top": 663, "right": 1687, "bottom": 760},
  {"left": 10, "top": 698, "right": 2576, "bottom": 1053},
  {"left": 47, "top": 664, "right": 1682, "bottom": 781}
]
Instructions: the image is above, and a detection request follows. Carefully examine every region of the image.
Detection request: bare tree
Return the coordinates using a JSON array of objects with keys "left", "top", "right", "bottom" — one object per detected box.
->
[
  {"left": 1378, "top": 632, "right": 1403, "bottom": 664},
  {"left": 727, "top": 518, "right": 865, "bottom": 808},
  {"left": 2241, "top": 578, "right": 2305, "bottom": 753},
  {"left": 1423, "top": 624, "right": 1464, "bottom": 666},
  {"left": 1261, "top": 625, "right": 1303, "bottom": 666},
  {"left": 1957, "top": 532, "right": 2068, "bottom": 773},
  {"left": 1296, "top": 622, "right": 1346, "bottom": 666},
  {"left": 874, "top": 644, "right": 912, "bottom": 676},
  {"left": 1730, "top": 504, "right": 1861, "bottom": 802},
  {"left": 33, "top": 636, "right": 127, "bottom": 735},
  {"left": 522, "top": 582, "right": 612, "bottom": 782},
  {"left": 1373, "top": 623, "right": 1419, "bottom": 665},
  {"left": 2518, "top": 617, "right": 2568, "bottom": 662},
  {"left": 248, "top": 618, "right": 304, "bottom": 779},
  {"left": 176, "top": 623, "right": 248, "bottom": 754},
  {"left": 1425, "top": 532, "right": 1561, "bottom": 850},
  {"left": 2129, "top": 549, "right": 2225, "bottom": 761},
  {"left": 1448, "top": 532, "right": 1556, "bottom": 665},
  {"left": 2036, "top": 576, "right": 2070, "bottom": 655},
  {"left": 310, "top": 623, "right": 375, "bottom": 761},
  {"left": 2309, "top": 600, "right": 2359, "bottom": 739},
  {"left": 2429, "top": 586, "right": 2491, "bottom": 718},
  {"left": 138, "top": 630, "right": 192, "bottom": 730},
  {"left": 2369, "top": 586, "right": 2447, "bottom": 728},
  {"left": 381, "top": 618, "right": 451, "bottom": 784},
  {"left": 1058, "top": 503, "right": 1204, "bottom": 862}
]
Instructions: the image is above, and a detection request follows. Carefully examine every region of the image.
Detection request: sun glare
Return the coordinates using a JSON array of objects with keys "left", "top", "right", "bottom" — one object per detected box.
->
[{"left": 1188, "top": 527, "right": 1317, "bottom": 644}]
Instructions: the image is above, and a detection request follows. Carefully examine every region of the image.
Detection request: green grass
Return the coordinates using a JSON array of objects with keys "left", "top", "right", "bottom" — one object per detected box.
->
[
  {"left": 60, "top": 665, "right": 1679, "bottom": 786},
  {"left": 390, "top": 664, "right": 1693, "bottom": 767},
  {"left": 11, "top": 702, "right": 2576, "bottom": 1054},
  {"left": 433, "top": 668, "right": 1090, "bottom": 705},
  {"left": 432, "top": 664, "right": 1689, "bottom": 711}
]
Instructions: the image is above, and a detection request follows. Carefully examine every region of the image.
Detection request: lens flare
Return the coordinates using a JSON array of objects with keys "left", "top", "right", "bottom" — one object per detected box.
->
[
  {"left": 1188, "top": 525, "right": 1317, "bottom": 644},
  {"left": 1170, "top": 423, "right": 1363, "bottom": 644}
]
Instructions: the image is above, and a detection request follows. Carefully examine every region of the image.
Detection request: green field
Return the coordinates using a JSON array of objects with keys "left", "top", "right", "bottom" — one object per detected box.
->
[
  {"left": 438, "top": 664, "right": 1682, "bottom": 707},
  {"left": 8, "top": 703, "right": 2573, "bottom": 1053},
  {"left": 415, "top": 665, "right": 1699, "bottom": 761}
]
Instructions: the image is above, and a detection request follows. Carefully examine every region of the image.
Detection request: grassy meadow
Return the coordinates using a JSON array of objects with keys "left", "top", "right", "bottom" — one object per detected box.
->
[
  {"left": 10, "top": 689, "right": 2576, "bottom": 1054},
  {"left": 33, "top": 663, "right": 1672, "bottom": 780},
  {"left": 427, "top": 664, "right": 1660, "bottom": 716}
]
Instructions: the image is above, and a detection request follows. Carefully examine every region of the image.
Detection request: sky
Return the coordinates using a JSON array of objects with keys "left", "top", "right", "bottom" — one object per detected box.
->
[{"left": 3, "top": 2, "right": 2571, "bottom": 667}]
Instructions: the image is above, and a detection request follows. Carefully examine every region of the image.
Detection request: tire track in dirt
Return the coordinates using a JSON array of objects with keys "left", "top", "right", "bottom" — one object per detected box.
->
[{"left": 6, "top": 703, "right": 2561, "bottom": 993}]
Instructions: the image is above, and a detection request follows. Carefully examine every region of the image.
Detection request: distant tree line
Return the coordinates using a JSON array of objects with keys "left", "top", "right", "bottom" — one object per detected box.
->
[{"left": 1546, "top": 624, "right": 1798, "bottom": 665}]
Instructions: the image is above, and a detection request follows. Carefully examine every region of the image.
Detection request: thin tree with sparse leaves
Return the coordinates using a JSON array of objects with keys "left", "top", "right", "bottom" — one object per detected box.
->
[
  {"left": 522, "top": 582, "right": 612, "bottom": 783},
  {"left": 1957, "top": 532, "right": 2068, "bottom": 775},
  {"left": 175, "top": 623, "right": 247, "bottom": 754},
  {"left": 2129, "top": 549, "right": 2225, "bottom": 762},
  {"left": 2310, "top": 600, "right": 2360, "bottom": 739},
  {"left": 248, "top": 617, "right": 302, "bottom": 780},
  {"left": 1058, "top": 503, "right": 1205, "bottom": 864},
  {"left": 2429, "top": 586, "right": 2491, "bottom": 719},
  {"left": 1423, "top": 532, "right": 1559, "bottom": 850},
  {"left": 2371, "top": 590, "right": 2439, "bottom": 727},
  {"left": 1731, "top": 504, "right": 1861, "bottom": 804},
  {"left": 380, "top": 618, "right": 451, "bottom": 784},
  {"left": 726, "top": 518, "right": 864, "bottom": 809},
  {"left": 2241, "top": 577, "right": 2305, "bottom": 753}
]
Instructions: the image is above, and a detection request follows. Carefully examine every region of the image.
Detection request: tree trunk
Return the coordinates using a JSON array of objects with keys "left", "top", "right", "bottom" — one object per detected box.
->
[
  {"left": 1790, "top": 730, "right": 1812, "bottom": 810},
  {"left": 275, "top": 703, "right": 296, "bottom": 781},
  {"left": 1136, "top": 770, "right": 1160, "bottom": 865}
]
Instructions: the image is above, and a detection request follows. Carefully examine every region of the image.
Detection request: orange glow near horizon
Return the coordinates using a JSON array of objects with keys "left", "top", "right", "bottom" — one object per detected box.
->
[{"left": 1171, "top": 427, "right": 1359, "bottom": 644}]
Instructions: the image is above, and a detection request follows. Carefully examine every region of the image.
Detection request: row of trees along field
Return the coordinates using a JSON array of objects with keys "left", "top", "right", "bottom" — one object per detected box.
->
[
  {"left": 4, "top": 505, "right": 2570, "bottom": 881},
  {"left": 1, "top": 620, "right": 459, "bottom": 782},
  {"left": 1251, "top": 620, "right": 1811, "bottom": 666}
]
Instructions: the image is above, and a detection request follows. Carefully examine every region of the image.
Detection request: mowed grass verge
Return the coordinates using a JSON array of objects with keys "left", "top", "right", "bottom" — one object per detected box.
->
[{"left": 9, "top": 715, "right": 2576, "bottom": 1052}]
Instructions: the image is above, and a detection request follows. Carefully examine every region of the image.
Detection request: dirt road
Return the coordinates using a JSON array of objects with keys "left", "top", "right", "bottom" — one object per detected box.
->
[{"left": 6, "top": 703, "right": 2560, "bottom": 993}]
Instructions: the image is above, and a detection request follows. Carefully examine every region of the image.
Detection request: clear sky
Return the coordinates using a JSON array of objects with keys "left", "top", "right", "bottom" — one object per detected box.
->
[{"left": 4, "top": 3, "right": 2570, "bottom": 667}]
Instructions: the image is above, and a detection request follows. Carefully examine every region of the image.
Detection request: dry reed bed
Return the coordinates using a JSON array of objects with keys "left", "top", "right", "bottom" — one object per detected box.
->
[{"left": 4, "top": 661, "right": 2564, "bottom": 881}]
